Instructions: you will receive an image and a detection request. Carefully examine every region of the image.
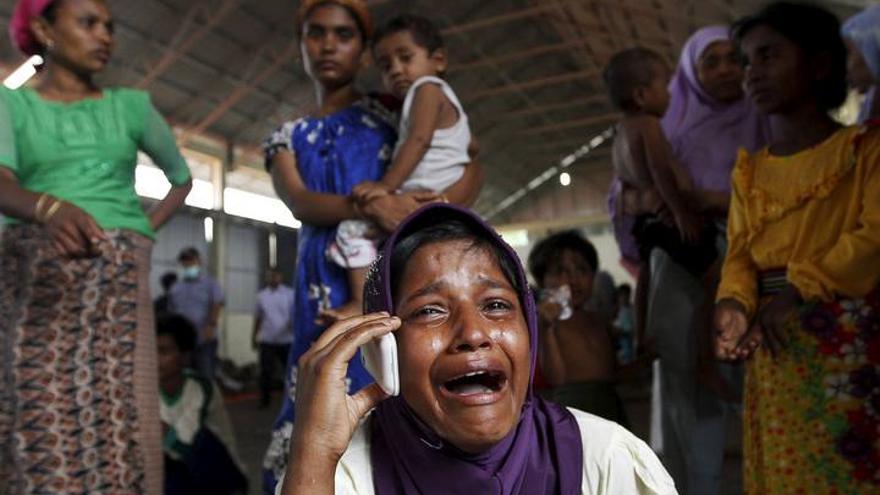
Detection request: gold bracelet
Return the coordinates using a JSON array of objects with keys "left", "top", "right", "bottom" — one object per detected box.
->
[
  {"left": 34, "top": 194, "right": 49, "bottom": 223},
  {"left": 43, "top": 200, "right": 63, "bottom": 223}
]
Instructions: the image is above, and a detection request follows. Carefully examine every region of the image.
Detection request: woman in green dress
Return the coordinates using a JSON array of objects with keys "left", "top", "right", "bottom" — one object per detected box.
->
[{"left": 0, "top": 0, "right": 192, "bottom": 493}]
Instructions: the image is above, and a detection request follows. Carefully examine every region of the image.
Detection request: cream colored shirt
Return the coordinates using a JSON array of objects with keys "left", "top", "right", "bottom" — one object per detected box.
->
[{"left": 279, "top": 408, "right": 677, "bottom": 494}]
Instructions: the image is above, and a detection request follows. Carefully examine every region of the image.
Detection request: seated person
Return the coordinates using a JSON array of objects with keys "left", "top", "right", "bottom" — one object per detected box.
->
[
  {"left": 528, "top": 231, "right": 629, "bottom": 426},
  {"left": 156, "top": 315, "right": 248, "bottom": 495},
  {"left": 277, "top": 204, "right": 676, "bottom": 494}
]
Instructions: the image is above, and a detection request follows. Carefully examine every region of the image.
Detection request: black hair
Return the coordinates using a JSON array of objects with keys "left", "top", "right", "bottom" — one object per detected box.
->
[
  {"left": 41, "top": 1, "right": 62, "bottom": 23},
  {"left": 177, "top": 247, "right": 200, "bottom": 263},
  {"left": 528, "top": 230, "right": 599, "bottom": 286},
  {"left": 603, "top": 47, "right": 666, "bottom": 112},
  {"left": 389, "top": 219, "right": 522, "bottom": 302},
  {"left": 617, "top": 283, "right": 632, "bottom": 296},
  {"left": 160, "top": 271, "right": 178, "bottom": 292},
  {"left": 156, "top": 314, "right": 197, "bottom": 354},
  {"left": 732, "top": 1, "right": 847, "bottom": 112},
  {"left": 372, "top": 14, "right": 444, "bottom": 54},
  {"left": 298, "top": 2, "right": 369, "bottom": 43}
]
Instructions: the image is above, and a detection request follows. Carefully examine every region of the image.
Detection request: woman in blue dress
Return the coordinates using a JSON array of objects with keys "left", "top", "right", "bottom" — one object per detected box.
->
[{"left": 261, "top": 1, "right": 482, "bottom": 491}]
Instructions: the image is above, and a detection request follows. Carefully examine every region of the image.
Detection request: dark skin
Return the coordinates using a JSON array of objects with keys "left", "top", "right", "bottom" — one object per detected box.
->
[
  {"left": 277, "top": 5, "right": 483, "bottom": 324},
  {"left": 281, "top": 241, "right": 531, "bottom": 494},
  {"left": 270, "top": 4, "right": 482, "bottom": 233},
  {"left": 536, "top": 250, "right": 614, "bottom": 385},
  {"left": 692, "top": 40, "right": 746, "bottom": 216},
  {"left": 714, "top": 25, "right": 837, "bottom": 361},
  {"left": 0, "top": 0, "right": 191, "bottom": 258}
]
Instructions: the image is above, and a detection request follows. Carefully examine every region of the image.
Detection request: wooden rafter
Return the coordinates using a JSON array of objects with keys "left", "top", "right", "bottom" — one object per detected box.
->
[
  {"left": 182, "top": 39, "right": 299, "bottom": 142},
  {"left": 496, "top": 95, "right": 608, "bottom": 119},
  {"left": 136, "top": 0, "right": 243, "bottom": 89},
  {"left": 518, "top": 113, "right": 618, "bottom": 136},
  {"left": 464, "top": 69, "right": 598, "bottom": 103},
  {"left": 441, "top": 4, "right": 555, "bottom": 36}
]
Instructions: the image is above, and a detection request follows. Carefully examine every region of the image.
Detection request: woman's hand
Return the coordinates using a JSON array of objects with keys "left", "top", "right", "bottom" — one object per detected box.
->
[
  {"left": 713, "top": 298, "right": 751, "bottom": 361},
  {"left": 361, "top": 190, "right": 440, "bottom": 232},
  {"left": 537, "top": 299, "right": 562, "bottom": 326},
  {"left": 749, "top": 285, "right": 801, "bottom": 358},
  {"left": 44, "top": 201, "right": 106, "bottom": 258},
  {"left": 283, "top": 313, "right": 400, "bottom": 494}
]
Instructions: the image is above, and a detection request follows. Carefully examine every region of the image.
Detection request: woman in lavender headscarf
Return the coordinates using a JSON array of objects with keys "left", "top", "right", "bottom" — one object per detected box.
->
[
  {"left": 276, "top": 204, "right": 676, "bottom": 495},
  {"left": 842, "top": 5, "right": 880, "bottom": 123},
  {"left": 641, "top": 25, "right": 770, "bottom": 495}
]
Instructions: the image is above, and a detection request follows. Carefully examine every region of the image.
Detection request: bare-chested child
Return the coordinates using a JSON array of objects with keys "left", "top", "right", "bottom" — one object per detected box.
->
[
  {"left": 528, "top": 231, "right": 628, "bottom": 426},
  {"left": 604, "top": 48, "right": 718, "bottom": 352}
]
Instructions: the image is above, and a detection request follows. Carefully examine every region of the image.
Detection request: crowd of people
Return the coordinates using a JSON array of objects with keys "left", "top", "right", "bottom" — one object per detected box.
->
[{"left": 0, "top": 0, "right": 878, "bottom": 494}]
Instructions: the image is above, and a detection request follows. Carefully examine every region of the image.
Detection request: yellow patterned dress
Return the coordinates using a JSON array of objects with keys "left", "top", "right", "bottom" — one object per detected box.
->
[{"left": 717, "top": 125, "right": 880, "bottom": 494}]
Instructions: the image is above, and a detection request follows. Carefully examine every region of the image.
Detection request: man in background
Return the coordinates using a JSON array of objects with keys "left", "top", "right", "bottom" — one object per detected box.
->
[
  {"left": 252, "top": 268, "right": 295, "bottom": 408},
  {"left": 170, "top": 247, "right": 225, "bottom": 380}
]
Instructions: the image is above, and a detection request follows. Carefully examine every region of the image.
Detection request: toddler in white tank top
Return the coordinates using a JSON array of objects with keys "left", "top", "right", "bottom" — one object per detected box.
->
[{"left": 325, "top": 15, "right": 474, "bottom": 321}]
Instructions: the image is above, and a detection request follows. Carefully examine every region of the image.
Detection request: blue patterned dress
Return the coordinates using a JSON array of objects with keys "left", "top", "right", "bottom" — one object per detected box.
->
[{"left": 260, "top": 96, "right": 397, "bottom": 492}]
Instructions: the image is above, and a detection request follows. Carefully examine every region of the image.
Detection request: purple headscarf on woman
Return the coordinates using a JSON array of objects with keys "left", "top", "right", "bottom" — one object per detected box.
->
[
  {"left": 661, "top": 25, "right": 770, "bottom": 192},
  {"left": 364, "top": 203, "right": 583, "bottom": 495}
]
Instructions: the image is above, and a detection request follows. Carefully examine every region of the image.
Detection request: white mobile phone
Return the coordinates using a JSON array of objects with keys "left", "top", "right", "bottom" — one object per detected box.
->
[{"left": 360, "top": 333, "right": 399, "bottom": 396}]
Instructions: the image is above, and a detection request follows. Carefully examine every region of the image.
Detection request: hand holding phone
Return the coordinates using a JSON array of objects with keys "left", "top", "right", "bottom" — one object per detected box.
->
[{"left": 361, "top": 332, "right": 399, "bottom": 396}]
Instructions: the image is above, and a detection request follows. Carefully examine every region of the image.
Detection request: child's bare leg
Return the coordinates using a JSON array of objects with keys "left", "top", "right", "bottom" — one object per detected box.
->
[{"left": 317, "top": 267, "right": 368, "bottom": 324}]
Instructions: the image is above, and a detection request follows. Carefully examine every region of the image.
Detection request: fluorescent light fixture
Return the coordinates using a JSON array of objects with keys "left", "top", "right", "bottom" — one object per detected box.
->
[
  {"left": 204, "top": 217, "right": 214, "bottom": 243},
  {"left": 223, "top": 187, "right": 301, "bottom": 228},
  {"left": 186, "top": 179, "right": 215, "bottom": 209},
  {"left": 135, "top": 165, "right": 214, "bottom": 209},
  {"left": 486, "top": 126, "right": 612, "bottom": 219},
  {"left": 560, "top": 172, "right": 571, "bottom": 186},
  {"left": 3, "top": 55, "right": 43, "bottom": 89}
]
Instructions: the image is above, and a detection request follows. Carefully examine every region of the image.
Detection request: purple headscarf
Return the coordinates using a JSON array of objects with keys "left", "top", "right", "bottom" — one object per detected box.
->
[
  {"left": 661, "top": 25, "right": 770, "bottom": 192},
  {"left": 364, "top": 203, "right": 583, "bottom": 495},
  {"left": 842, "top": 6, "right": 880, "bottom": 123}
]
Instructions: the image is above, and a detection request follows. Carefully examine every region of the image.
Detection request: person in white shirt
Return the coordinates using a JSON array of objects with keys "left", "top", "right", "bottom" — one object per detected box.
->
[
  {"left": 252, "top": 268, "right": 295, "bottom": 408},
  {"left": 276, "top": 204, "right": 676, "bottom": 495}
]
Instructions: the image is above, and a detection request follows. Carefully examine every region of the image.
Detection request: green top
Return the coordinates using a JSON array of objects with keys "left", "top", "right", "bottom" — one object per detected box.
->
[{"left": 0, "top": 86, "right": 191, "bottom": 238}]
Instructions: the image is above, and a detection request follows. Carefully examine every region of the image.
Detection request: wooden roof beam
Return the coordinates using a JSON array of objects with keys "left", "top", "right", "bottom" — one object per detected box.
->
[
  {"left": 464, "top": 69, "right": 599, "bottom": 103},
  {"left": 441, "top": 4, "right": 555, "bottom": 36},
  {"left": 136, "top": 0, "right": 243, "bottom": 89},
  {"left": 496, "top": 95, "right": 608, "bottom": 119},
  {"left": 183, "top": 39, "right": 299, "bottom": 141},
  {"left": 518, "top": 113, "right": 619, "bottom": 136}
]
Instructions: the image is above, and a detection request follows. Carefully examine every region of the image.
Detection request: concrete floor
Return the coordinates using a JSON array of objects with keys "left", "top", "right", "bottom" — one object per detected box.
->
[{"left": 225, "top": 372, "right": 743, "bottom": 495}]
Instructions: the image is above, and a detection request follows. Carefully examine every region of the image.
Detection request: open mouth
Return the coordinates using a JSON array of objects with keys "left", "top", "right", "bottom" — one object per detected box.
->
[{"left": 442, "top": 370, "right": 507, "bottom": 396}]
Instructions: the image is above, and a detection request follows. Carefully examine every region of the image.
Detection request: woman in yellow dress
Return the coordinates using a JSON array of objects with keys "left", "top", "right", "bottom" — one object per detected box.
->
[{"left": 714, "top": 2, "right": 880, "bottom": 493}]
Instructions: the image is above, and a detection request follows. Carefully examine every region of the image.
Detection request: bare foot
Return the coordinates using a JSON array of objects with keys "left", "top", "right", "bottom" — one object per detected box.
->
[{"left": 316, "top": 300, "right": 364, "bottom": 326}]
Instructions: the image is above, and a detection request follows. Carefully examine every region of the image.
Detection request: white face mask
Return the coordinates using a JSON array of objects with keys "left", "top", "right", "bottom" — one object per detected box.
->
[{"left": 181, "top": 266, "right": 201, "bottom": 280}]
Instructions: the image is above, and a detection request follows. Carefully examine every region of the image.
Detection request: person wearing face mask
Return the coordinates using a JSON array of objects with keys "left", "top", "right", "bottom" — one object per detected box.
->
[
  {"left": 0, "top": 0, "right": 192, "bottom": 492},
  {"left": 169, "top": 247, "right": 225, "bottom": 381}
]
